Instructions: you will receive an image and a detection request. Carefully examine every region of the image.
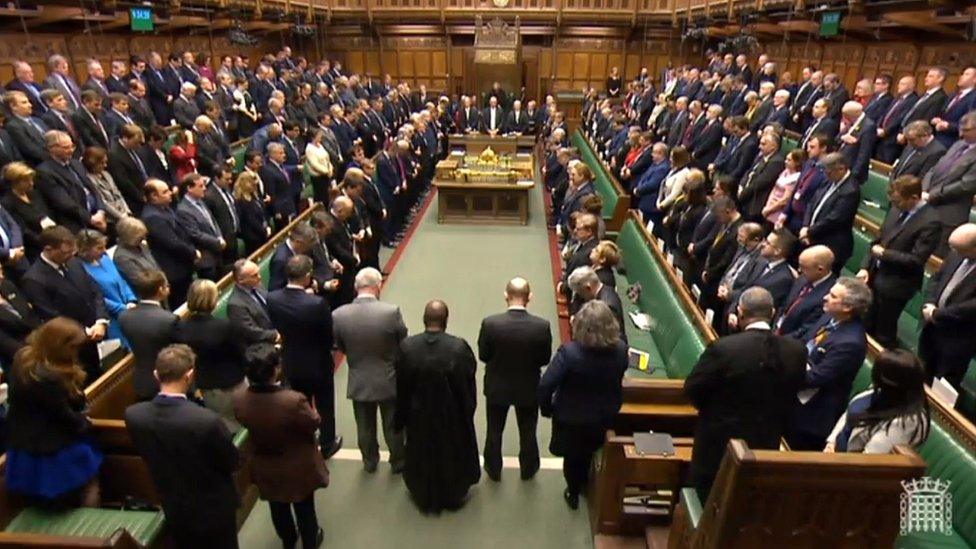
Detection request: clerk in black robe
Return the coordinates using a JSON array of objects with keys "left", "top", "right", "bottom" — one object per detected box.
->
[{"left": 394, "top": 300, "right": 480, "bottom": 514}]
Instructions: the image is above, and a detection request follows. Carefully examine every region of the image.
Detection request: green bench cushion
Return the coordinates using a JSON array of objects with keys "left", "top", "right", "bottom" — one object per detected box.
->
[
  {"left": 782, "top": 137, "right": 798, "bottom": 154},
  {"left": 5, "top": 508, "right": 165, "bottom": 546},
  {"left": 844, "top": 229, "right": 873, "bottom": 277},
  {"left": 572, "top": 131, "right": 619, "bottom": 220},
  {"left": 616, "top": 272, "right": 667, "bottom": 380},
  {"left": 896, "top": 530, "right": 970, "bottom": 548},
  {"left": 616, "top": 219, "right": 706, "bottom": 379},
  {"left": 916, "top": 421, "right": 976, "bottom": 546},
  {"left": 859, "top": 170, "right": 890, "bottom": 225}
]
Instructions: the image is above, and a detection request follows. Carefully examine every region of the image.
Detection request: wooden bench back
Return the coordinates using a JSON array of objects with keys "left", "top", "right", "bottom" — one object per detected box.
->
[{"left": 675, "top": 440, "right": 927, "bottom": 549}]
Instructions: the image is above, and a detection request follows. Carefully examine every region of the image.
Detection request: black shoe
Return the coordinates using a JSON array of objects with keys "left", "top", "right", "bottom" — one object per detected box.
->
[
  {"left": 391, "top": 463, "right": 404, "bottom": 475},
  {"left": 520, "top": 466, "right": 539, "bottom": 480},
  {"left": 322, "top": 436, "right": 343, "bottom": 459},
  {"left": 563, "top": 488, "right": 579, "bottom": 510},
  {"left": 314, "top": 527, "right": 324, "bottom": 548},
  {"left": 363, "top": 461, "right": 377, "bottom": 473},
  {"left": 485, "top": 467, "right": 501, "bottom": 482}
]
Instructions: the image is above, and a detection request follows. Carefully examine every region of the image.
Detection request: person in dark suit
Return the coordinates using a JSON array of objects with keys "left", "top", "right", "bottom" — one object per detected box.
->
[
  {"left": 266, "top": 254, "right": 342, "bottom": 459},
  {"left": 204, "top": 166, "right": 240, "bottom": 270},
  {"left": 737, "top": 134, "right": 785, "bottom": 223},
  {"left": 39, "top": 90, "right": 81, "bottom": 150},
  {"left": 931, "top": 67, "right": 976, "bottom": 148},
  {"left": 119, "top": 270, "right": 177, "bottom": 401},
  {"left": 687, "top": 287, "right": 806, "bottom": 501},
  {"left": 332, "top": 267, "right": 407, "bottom": 473},
  {"left": 173, "top": 83, "right": 202, "bottom": 130},
  {"left": 176, "top": 173, "right": 225, "bottom": 281},
  {"left": 921, "top": 112, "right": 976, "bottom": 252},
  {"left": 568, "top": 266, "right": 627, "bottom": 345},
  {"left": 787, "top": 277, "right": 870, "bottom": 451},
  {"left": 800, "top": 153, "right": 860, "bottom": 275},
  {"left": 21, "top": 226, "right": 109, "bottom": 382},
  {"left": 226, "top": 259, "right": 278, "bottom": 345},
  {"left": 714, "top": 116, "right": 758, "bottom": 184},
  {"left": 233, "top": 171, "right": 271, "bottom": 256},
  {"left": 141, "top": 178, "right": 199, "bottom": 307},
  {"left": 323, "top": 196, "right": 360, "bottom": 307},
  {"left": 126, "top": 81, "right": 156, "bottom": 134},
  {"left": 259, "top": 143, "right": 295, "bottom": 230},
  {"left": 898, "top": 68, "right": 948, "bottom": 144},
  {"left": 714, "top": 222, "right": 767, "bottom": 332},
  {"left": 34, "top": 131, "right": 107, "bottom": 234},
  {"left": 559, "top": 213, "right": 599, "bottom": 300},
  {"left": 0, "top": 199, "right": 28, "bottom": 279},
  {"left": 0, "top": 265, "right": 40, "bottom": 366},
  {"left": 875, "top": 75, "right": 919, "bottom": 163},
  {"left": 919, "top": 223, "right": 976, "bottom": 388},
  {"left": 70, "top": 91, "right": 110, "bottom": 150},
  {"left": 690, "top": 105, "right": 724, "bottom": 171},
  {"left": 776, "top": 245, "right": 836, "bottom": 340},
  {"left": 102, "top": 94, "right": 137, "bottom": 140},
  {"left": 479, "top": 96, "right": 505, "bottom": 135},
  {"left": 821, "top": 74, "right": 849, "bottom": 121},
  {"left": 174, "top": 279, "right": 245, "bottom": 431},
  {"left": 233, "top": 344, "right": 327, "bottom": 549},
  {"left": 700, "top": 196, "right": 744, "bottom": 312},
  {"left": 836, "top": 101, "right": 878, "bottom": 186},
  {"left": 857, "top": 176, "right": 941, "bottom": 348},
  {"left": 863, "top": 74, "right": 894, "bottom": 123},
  {"left": 107, "top": 124, "right": 149, "bottom": 216},
  {"left": 268, "top": 223, "right": 318, "bottom": 292},
  {"left": 731, "top": 229, "right": 797, "bottom": 315},
  {"left": 0, "top": 114, "right": 24, "bottom": 168},
  {"left": 539, "top": 300, "right": 627, "bottom": 509},
  {"left": 504, "top": 100, "right": 529, "bottom": 135},
  {"left": 799, "top": 99, "right": 839, "bottom": 151},
  {"left": 5, "top": 62, "right": 48, "bottom": 116},
  {"left": 890, "top": 121, "right": 945, "bottom": 181},
  {"left": 4, "top": 91, "right": 50, "bottom": 166},
  {"left": 124, "top": 344, "right": 240, "bottom": 548},
  {"left": 478, "top": 278, "right": 553, "bottom": 481},
  {"left": 5, "top": 317, "right": 101, "bottom": 507}
]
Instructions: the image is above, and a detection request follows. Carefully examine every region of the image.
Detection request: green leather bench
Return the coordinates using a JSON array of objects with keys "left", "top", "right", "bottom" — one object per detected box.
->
[
  {"left": 782, "top": 136, "right": 799, "bottom": 154},
  {"left": 859, "top": 170, "right": 890, "bottom": 226},
  {"left": 572, "top": 131, "right": 620, "bottom": 223},
  {"left": 614, "top": 218, "right": 708, "bottom": 380},
  {"left": 4, "top": 508, "right": 165, "bottom": 546}
]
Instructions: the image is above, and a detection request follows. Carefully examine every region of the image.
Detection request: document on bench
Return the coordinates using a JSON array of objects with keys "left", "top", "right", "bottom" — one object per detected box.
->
[
  {"left": 931, "top": 377, "right": 959, "bottom": 408},
  {"left": 629, "top": 310, "right": 655, "bottom": 331}
]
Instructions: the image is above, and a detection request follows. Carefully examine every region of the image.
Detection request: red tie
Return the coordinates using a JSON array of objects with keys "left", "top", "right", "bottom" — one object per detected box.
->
[
  {"left": 881, "top": 97, "right": 905, "bottom": 127},
  {"left": 781, "top": 283, "right": 814, "bottom": 324},
  {"left": 945, "top": 91, "right": 965, "bottom": 114}
]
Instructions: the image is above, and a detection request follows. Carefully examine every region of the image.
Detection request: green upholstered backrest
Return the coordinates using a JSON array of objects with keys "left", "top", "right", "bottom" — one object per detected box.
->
[
  {"left": 916, "top": 421, "right": 976, "bottom": 546},
  {"left": 859, "top": 170, "right": 890, "bottom": 226},
  {"left": 844, "top": 229, "right": 873, "bottom": 276},
  {"left": 259, "top": 252, "right": 273, "bottom": 288},
  {"left": 782, "top": 137, "right": 799, "bottom": 154},
  {"left": 850, "top": 359, "right": 874, "bottom": 398},
  {"left": 213, "top": 286, "right": 233, "bottom": 319},
  {"left": 232, "top": 144, "right": 247, "bottom": 175},
  {"left": 617, "top": 219, "right": 706, "bottom": 379},
  {"left": 5, "top": 508, "right": 165, "bottom": 547},
  {"left": 572, "top": 131, "right": 619, "bottom": 219}
]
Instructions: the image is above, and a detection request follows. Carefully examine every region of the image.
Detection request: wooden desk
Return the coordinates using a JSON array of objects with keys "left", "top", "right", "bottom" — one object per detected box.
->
[
  {"left": 590, "top": 432, "right": 693, "bottom": 536},
  {"left": 448, "top": 134, "right": 536, "bottom": 155},
  {"left": 434, "top": 179, "right": 534, "bottom": 225}
]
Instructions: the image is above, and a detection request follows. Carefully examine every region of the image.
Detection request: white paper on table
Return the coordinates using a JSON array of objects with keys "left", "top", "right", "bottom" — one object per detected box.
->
[
  {"left": 97, "top": 339, "right": 122, "bottom": 361},
  {"left": 931, "top": 378, "right": 959, "bottom": 408}
]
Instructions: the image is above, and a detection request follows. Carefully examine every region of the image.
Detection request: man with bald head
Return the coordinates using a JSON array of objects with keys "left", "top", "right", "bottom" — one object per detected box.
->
[
  {"left": 324, "top": 195, "right": 360, "bottom": 306},
  {"left": 141, "top": 178, "right": 199, "bottom": 306},
  {"left": 920, "top": 223, "right": 976, "bottom": 387},
  {"left": 776, "top": 245, "right": 836, "bottom": 340},
  {"left": 875, "top": 75, "right": 919, "bottom": 163},
  {"left": 6, "top": 61, "right": 47, "bottom": 115},
  {"left": 396, "top": 300, "right": 480, "bottom": 513},
  {"left": 478, "top": 278, "right": 553, "bottom": 481}
]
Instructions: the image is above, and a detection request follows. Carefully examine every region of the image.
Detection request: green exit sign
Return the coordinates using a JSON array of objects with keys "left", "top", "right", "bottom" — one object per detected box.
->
[
  {"left": 820, "top": 11, "right": 841, "bottom": 37},
  {"left": 130, "top": 7, "right": 153, "bottom": 32}
]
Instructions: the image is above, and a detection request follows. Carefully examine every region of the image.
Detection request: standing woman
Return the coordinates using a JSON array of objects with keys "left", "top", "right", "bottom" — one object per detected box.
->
[
  {"left": 5, "top": 317, "right": 102, "bottom": 507},
  {"left": 671, "top": 179, "right": 709, "bottom": 278},
  {"left": 762, "top": 149, "right": 803, "bottom": 229},
  {"left": 174, "top": 279, "right": 246, "bottom": 432},
  {"left": 82, "top": 147, "right": 132, "bottom": 226},
  {"left": 112, "top": 217, "right": 162, "bottom": 292},
  {"left": 539, "top": 300, "right": 628, "bottom": 509},
  {"left": 305, "top": 129, "right": 334, "bottom": 204},
  {"left": 589, "top": 240, "right": 621, "bottom": 289},
  {"left": 76, "top": 230, "right": 136, "bottom": 347},
  {"left": 169, "top": 130, "right": 198, "bottom": 182},
  {"left": 233, "top": 77, "right": 258, "bottom": 139},
  {"left": 197, "top": 53, "right": 215, "bottom": 82},
  {"left": 234, "top": 344, "right": 327, "bottom": 549},
  {"left": 656, "top": 146, "right": 692, "bottom": 217},
  {"left": 606, "top": 67, "right": 622, "bottom": 98},
  {"left": 1, "top": 162, "right": 54, "bottom": 261},
  {"left": 234, "top": 171, "right": 272, "bottom": 255}
]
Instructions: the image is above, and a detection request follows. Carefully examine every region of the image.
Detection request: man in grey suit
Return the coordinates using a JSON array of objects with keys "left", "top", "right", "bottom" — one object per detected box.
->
[
  {"left": 922, "top": 111, "right": 976, "bottom": 254},
  {"left": 478, "top": 278, "right": 552, "bottom": 481},
  {"left": 44, "top": 54, "right": 82, "bottom": 112},
  {"left": 332, "top": 267, "right": 407, "bottom": 473},
  {"left": 119, "top": 269, "right": 178, "bottom": 400},
  {"left": 173, "top": 82, "right": 202, "bottom": 130},
  {"left": 226, "top": 259, "right": 279, "bottom": 345},
  {"left": 176, "top": 173, "right": 226, "bottom": 280}
]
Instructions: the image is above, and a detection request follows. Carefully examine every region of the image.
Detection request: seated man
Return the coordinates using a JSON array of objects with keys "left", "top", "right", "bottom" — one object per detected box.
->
[{"left": 787, "top": 277, "right": 870, "bottom": 451}]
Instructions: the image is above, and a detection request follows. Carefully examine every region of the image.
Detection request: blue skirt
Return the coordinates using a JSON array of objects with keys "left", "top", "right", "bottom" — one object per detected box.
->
[{"left": 6, "top": 441, "right": 103, "bottom": 500}]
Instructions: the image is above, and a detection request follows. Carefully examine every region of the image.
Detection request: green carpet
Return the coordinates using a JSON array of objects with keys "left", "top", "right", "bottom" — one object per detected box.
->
[{"left": 238, "top": 182, "right": 594, "bottom": 548}]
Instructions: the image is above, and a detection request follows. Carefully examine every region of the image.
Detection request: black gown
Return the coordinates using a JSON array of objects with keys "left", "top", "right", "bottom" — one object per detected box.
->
[{"left": 395, "top": 330, "right": 480, "bottom": 513}]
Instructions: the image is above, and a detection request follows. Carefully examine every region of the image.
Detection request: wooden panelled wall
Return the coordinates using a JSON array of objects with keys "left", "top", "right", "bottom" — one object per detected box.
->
[{"left": 0, "top": 33, "right": 278, "bottom": 88}]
